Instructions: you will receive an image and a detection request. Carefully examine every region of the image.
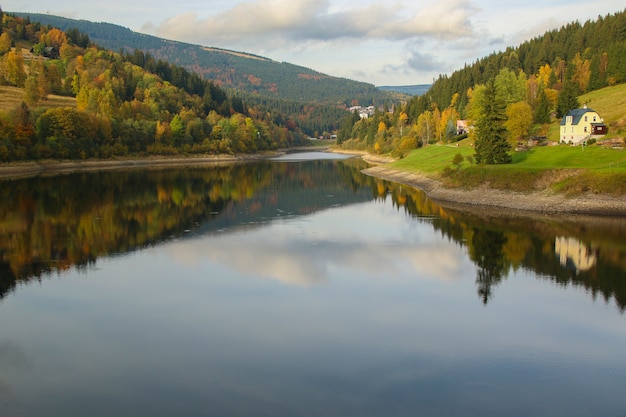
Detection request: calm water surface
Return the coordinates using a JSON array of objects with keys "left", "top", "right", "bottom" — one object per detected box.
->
[{"left": 1, "top": 152, "right": 625, "bottom": 416}]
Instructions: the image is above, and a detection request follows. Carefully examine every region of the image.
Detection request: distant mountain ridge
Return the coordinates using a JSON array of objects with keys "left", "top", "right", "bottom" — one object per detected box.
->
[
  {"left": 378, "top": 85, "right": 431, "bottom": 96},
  {"left": 15, "top": 12, "right": 395, "bottom": 106}
]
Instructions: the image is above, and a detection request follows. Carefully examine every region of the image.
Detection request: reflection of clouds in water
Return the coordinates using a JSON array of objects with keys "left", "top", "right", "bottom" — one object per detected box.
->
[
  {"left": 0, "top": 341, "right": 31, "bottom": 370},
  {"left": 401, "top": 245, "right": 465, "bottom": 282},
  {"left": 268, "top": 152, "right": 355, "bottom": 162},
  {"left": 167, "top": 224, "right": 465, "bottom": 287},
  {"left": 0, "top": 340, "right": 31, "bottom": 406}
]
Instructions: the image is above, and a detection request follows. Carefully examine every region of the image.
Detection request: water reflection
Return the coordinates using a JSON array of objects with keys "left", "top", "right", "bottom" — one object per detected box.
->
[
  {"left": 371, "top": 178, "right": 626, "bottom": 310},
  {"left": 556, "top": 236, "right": 597, "bottom": 272},
  {"left": 0, "top": 157, "right": 372, "bottom": 293},
  {"left": 2, "top": 154, "right": 626, "bottom": 416},
  {"left": 167, "top": 203, "right": 468, "bottom": 287},
  {"left": 470, "top": 228, "right": 508, "bottom": 304},
  {"left": 1, "top": 154, "right": 625, "bottom": 309}
]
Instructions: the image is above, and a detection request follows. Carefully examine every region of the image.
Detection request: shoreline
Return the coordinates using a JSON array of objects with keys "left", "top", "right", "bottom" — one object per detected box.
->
[
  {"left": 2, "top": 150, "right": 625, "bottom": 217},
  {"left": 0, "top": 154, "right": 277, "bottom": 179},
  {"left": 0, "top": 148, "right": 336, "bottom": 179},
  {"left": 361, "top": 164, "right": 626, "bottom": 217}
]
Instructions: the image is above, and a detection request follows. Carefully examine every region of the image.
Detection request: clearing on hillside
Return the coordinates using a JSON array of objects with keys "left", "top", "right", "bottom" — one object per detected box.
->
[{"left": 0, "top": 86, "right": 76, "bottom": 112}]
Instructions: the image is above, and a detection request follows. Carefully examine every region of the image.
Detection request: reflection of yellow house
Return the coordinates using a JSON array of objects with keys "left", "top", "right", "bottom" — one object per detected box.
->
[
  {"left": 560, "top": 105, "right": 608, "bottom": 145},
  {"left": 555, "top": 236, "right": 596, "bottom": 272}
]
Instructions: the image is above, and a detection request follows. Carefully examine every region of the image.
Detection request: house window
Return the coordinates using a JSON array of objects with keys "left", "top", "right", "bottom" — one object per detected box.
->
[
  {"left": 584, "top": 116, "right": 588, "bottom": 122},
  {"left": 584, "top": 126, "right": 588, "bottom": 133},
  {"left": 593, "top": 116, "right": 597, "bottom": 122}
]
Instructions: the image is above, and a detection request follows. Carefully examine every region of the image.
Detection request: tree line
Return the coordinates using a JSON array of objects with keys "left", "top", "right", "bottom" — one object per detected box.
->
[
  {"left": 338, "top": 9, "right": 626, "bottom": 163},
  {"left": 0, "top": 11, "right": 312, "bottom": 162}
]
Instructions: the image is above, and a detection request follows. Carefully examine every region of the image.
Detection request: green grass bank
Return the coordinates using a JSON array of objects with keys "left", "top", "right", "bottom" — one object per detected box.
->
[{"left": 390, "top": 142, "right": 626, "bottom": 197}]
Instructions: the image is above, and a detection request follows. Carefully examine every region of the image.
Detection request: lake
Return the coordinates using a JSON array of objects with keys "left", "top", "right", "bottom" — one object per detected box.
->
[{"left": 1, "top": 152, "right": 625, "bottom": 416}]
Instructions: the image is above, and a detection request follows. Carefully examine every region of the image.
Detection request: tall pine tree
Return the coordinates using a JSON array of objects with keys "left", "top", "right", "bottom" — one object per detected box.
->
[
  {"left": 534, "top": 88, "right": 551, "bottom": 124},
  {"left": 474, "top": 79, "right": 511, "bottom": 164},
  {"left": 555, "top": 80, "right": 580, "bottom": 118}
]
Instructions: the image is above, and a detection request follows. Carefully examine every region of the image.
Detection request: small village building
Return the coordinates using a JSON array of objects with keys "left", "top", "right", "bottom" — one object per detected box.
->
[
  {"left": 29, "top": 46, "right": 59, "bottom": 59},
  {"left": 347, "top": 105, "right": 377, "bottom": 119},
  {"left": 560, "top": 105, "right": 608, "bottom": 145},
  {"left": 43, "top": 46, "right": 59, "bottom": 59},
  {"left": 456, "top": 120, "right": 469, "bottom": 135},
  {"left": 527, "top": 136, "right": 548, "bottom": 147}
]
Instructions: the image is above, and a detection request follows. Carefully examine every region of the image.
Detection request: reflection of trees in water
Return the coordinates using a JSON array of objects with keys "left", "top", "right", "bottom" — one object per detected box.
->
[
  {"left": 2, "top": 160, "right": 625, "bottom": 310},
  {"left": 380, "top": 179, "right": 626, "bottom": 310},
  {"left": 0, "top": 158, "right": 375, "bottom": 297},
  {"left": 470, "top": 228, "right": 508, "bottom": 304}
]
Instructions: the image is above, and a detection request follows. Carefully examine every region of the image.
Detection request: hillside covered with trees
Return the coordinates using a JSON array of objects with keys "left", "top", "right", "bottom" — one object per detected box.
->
[
  {"left": 0, "top": 11, "right": 320, "bottom": 162},
  {"left": 14, "top": 12, "right": 396, "bottom": 136},
  {"left": 337, "top": 9, "right": 626, "bottom": 160},
  {"left": 15, "top": 12, "right": 391, "bottom": 104}
]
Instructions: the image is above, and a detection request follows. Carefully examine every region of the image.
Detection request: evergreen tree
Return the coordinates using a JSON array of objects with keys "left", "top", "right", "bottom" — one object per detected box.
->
[
  {"left": 534, "top": 88, "right": 551, "bottom": 124},
  {"left": 555, "top": 80, "right": 580, "bottom": 118},
  {"left": 474, "top": 79, "right": 511, "bottom": 164},
  {"left": 337, "top": 110, "right": 360, "bottom": 144}
]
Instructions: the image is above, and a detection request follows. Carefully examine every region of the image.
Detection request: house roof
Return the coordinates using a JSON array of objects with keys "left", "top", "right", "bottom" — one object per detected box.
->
[{"left": 560, "top": 107, "right": 599, "bottom": 126}]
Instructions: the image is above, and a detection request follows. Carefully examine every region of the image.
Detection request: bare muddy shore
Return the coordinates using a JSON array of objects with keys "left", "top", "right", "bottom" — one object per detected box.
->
[
  {"left": 0, "top": 148, "right": 346, "bottom": 179},
  {"left": 0, "top": 154, "right": 277, "bottom": 179},
  {"left": 361, "top": 164, "right": 626, "bottom": 217}
]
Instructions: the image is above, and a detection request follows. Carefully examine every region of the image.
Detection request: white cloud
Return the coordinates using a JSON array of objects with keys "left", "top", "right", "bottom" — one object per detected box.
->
[
  {"left": 5, "top": 0, "right": 625, "bottom": 85},
  {"left": 406, "top": 50, "right": 442, "bottom": 73},
  {"left": 143, "top": 0, "right": 480, "bottom": 49}
]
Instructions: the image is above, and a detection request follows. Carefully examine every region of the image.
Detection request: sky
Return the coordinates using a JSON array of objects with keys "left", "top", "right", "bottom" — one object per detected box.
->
[{"left": 5, "top": 0, "right": 625, "bottom": 86}]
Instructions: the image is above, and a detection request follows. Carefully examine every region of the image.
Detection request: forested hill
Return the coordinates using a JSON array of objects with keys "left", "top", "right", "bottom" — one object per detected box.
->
[
  {"left": 335, "top": 9, "right": 626, "bottom": 158},
  {"left": 14, "top": 12, "right": 391, "bottom": 106},
  {"left": 0, "top": 11, "right": 329, "bottom": 162},
  {"left": 407, "top": 8, "right": 626, "bottom": 119}
]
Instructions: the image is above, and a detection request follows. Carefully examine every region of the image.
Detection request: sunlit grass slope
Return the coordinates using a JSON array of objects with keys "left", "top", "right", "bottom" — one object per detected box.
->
[
  {"left": 579, "top": 83, "right": 626, "bottom": 136},
  {"left": 391, "top": 141, "right": 626, "bottom": 195},
  {"left": 0, "top": 86, "right": 76, "bottom": 112}
]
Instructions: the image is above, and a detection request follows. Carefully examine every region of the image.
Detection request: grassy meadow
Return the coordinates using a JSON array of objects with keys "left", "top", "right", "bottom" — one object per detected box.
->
[
  {"left": 392, "top": 143, "right": 626, "bottom": 195},
  {"left": 0, "top": 86, "right": 76, "bottom": 113},
  {"left": 578, "top": 82, "right": 626, "bottom": 137}
]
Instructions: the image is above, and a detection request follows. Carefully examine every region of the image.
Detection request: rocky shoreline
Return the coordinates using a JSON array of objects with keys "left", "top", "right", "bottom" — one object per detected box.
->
[{"left": 361, "top": 164, "right": 626, "bottom": 217}]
